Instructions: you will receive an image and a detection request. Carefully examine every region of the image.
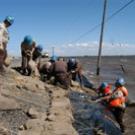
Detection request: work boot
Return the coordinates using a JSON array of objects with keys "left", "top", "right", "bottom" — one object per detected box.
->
[
  {"left": 22, "top": 68, "right": 28, "bottom": 75},
  {"left": 120, "top": 125, "right": 125, "bottom": 133}
]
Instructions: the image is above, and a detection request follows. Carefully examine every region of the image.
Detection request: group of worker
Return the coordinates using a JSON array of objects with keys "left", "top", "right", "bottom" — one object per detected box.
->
[
  {"left": 20, "top": 37, "right": 84, "bottom": 91},
  {"left": 95, "top": 78, "right": 128, "bottom": 133},
  {"left": 0, "top": 16, "right": 128, "bottom": 133},
  {"left": 21, "top": 35, "right": 43, "bottom": 76},
  {"left": 20, "top": 34, "right": 83, "bottom": 89},
  {"left": 0, "top": 16, "right": 83, "bottom": 89}
]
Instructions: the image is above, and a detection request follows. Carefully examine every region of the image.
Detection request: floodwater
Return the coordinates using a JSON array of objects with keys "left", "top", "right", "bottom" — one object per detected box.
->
[
  {"left": 70, "top": 56, "right": 135, "bottom": 135},
  {"left": 79, "top": 56, "right": 135, "bottom": 101}
]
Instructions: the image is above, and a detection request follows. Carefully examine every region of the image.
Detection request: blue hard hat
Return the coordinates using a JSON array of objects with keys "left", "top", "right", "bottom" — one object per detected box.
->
[
  {"left": 115, "top": 78, "right": 125, "bottom": 87},
  {"left": 69, "top": 58, "right": 76, "bottom": 64},
  {"left": 100, "top": 82, "right": 108, "bottom": 89},
  {"left": 23, "top": 35, "right": 33, "bottom": 45},
  {"left": 50, "top": 55, "right": 57, "bottom": 62},
  {"left": 5, "top": 16, "right": 14, "bottom": 25},
  {"left": 37, "top": 45, "right": 43, "bottom": 52}
]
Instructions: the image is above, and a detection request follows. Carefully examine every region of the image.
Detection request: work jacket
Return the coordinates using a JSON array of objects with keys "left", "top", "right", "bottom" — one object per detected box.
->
[
  {"left": 0, "top": 22, "right": 9, "bottom": 49},
  {"left": 51, "top": 60, "right": 68, "bottom": 75},
  {"left": 21, "top": 41, "right": 36, "bottom": 56},
  {"left": 97, "top": 85, "right": 112, "bottom": 97}
]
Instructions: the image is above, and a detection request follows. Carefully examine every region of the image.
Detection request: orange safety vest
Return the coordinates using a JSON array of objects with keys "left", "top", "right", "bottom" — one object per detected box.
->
[{"left": 109, "top": 86, "right": 128, "bottom": 107}]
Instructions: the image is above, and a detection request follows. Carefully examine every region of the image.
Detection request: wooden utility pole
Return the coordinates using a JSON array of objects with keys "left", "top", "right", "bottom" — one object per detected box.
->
[
  {"left": 52, "top": 47, "right": 55, "bottom": 56},
  {"left": 96, "top": 0, "right": 108, "bottom": 75}
]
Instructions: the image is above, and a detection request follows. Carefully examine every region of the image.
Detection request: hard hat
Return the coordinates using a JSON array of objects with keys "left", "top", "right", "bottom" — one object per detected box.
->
[
  {"left": 37, "top": 45, "right": 43, "bottom": 52},
  {"left": 50, "top": 55, "right": 57, "bottom": 62},
  {"left": 100, "top": 82, "right": 108, "bottom": 90},
  {"left": 44, "top": 53, "right": 49, "bottom": 57},
  {"left": 5, "top": 16, "right": 14, "bottom": 25},
  {"left": 115, "top": 78, "right": 125, "bottom": 87},
  {"left": 69, "top": 58, "right": 76, "bottom": 64},
  {"left": 58, "top": 57, "right": 64, "bottom": 61},
  {"left": 23, "top": 35, "right": 33, "bottom": 45}
]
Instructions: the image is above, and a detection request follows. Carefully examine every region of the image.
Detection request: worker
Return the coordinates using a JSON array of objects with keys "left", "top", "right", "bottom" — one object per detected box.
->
[
  {"left": 50, "top": 55, "right": 58, "bottom": 63},
  {"left": 92, "top": 82, "right": 111, "bottom": 104},
  {"left": 21, "top": 35, "right": 36, "bottom": 75},
  {"left": 67, "top": 58, "right": 83, "bottom": 87},
  {"left": 97, "top": 82, "right": 112, "bottom": 97},
  {"left": 0, "top": 16, "right": 14, "bottom": 71},
  {"left": 50, "top": 57, "right": 70, "bottom": 89},
  {"left": 42, "top": 52, "right": 49, "bottom": 58},
  {"left": 33, "top": 44, "right": 43, "bottom": 67},
  {"left": 96, "top": 78, "right": 128, "bottom": 133},
  {"left": 39, "top": 52, "right": 52, "bottom": 80},
  {"left": 109, "top": 78, "right": 128, "bottom": 133}
]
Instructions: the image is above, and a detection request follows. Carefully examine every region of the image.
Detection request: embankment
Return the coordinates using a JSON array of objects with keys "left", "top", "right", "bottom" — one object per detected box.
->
[{"left": 0, "top": 69, "right": 78, "bottom": 135}]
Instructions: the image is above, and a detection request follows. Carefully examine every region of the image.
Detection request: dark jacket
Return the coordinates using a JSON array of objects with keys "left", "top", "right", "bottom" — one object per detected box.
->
[
  {"left": 33, "top": 48, "right": 42, "bottom": 61},
  {"left": 51, "top": 60, "right": 67, "bottom": 75}
]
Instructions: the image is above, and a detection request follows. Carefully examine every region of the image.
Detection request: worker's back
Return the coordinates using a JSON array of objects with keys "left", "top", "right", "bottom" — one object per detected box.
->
[{"left": 53, "top": 60, "right": 67, "bottom": 74}]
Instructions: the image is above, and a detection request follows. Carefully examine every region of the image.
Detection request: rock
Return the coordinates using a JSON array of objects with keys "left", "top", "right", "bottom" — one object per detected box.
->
[
  {"left": 16, "top": 84, "right": 22, "bottom": 89},
  {"left": 27, "top": 108, "right": 47, "bottom": 120},
  {"left": 4, "top": 56, "right": 12, "bottom": 67},
  {"left": 28, "top": 108, "right": 39, "bottom": 119},
  {"left": 46, "top": 114, "right": 56, "bottom": 121},
  {"left": 71, "top": 80, "right": 80, "bottom": 87},
  {"left": 19, "top": 125, "right": 25, "bottom": 130}
]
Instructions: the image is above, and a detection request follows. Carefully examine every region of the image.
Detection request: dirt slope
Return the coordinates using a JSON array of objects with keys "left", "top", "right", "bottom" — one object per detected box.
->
[{"left": 0, "top": 68, "right": 78, "bottom": 135}]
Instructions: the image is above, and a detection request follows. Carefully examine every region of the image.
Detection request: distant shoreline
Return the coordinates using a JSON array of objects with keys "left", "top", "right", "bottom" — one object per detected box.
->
[{"left": 10, "top": 55, "right": 135, "bottom": 59}]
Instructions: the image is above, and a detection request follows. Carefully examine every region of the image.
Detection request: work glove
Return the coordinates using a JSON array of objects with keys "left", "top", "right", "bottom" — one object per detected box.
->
[
  {"left": 94, "top": 98, "right": 103, "bottom": 103},
  {"left": 71, "top": 70, "right": 76, "bottom": 73}
]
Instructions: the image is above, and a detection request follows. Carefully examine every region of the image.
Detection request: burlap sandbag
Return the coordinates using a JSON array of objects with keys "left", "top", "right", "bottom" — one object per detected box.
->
[{"left": 4, "top": 56, "right": 12, "bottom": 67}]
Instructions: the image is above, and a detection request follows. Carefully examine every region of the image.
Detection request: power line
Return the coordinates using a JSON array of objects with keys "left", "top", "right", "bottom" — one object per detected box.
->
[
  {"left": 70, "top": 23, "right": 100, "bottom": 43},
  {"left": 69, "top": 0, "right": 135, "bottom": 44},
  {"left": 107, "top": 0, "right": 135, "bottom": 21}
]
